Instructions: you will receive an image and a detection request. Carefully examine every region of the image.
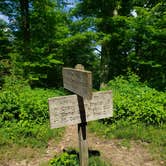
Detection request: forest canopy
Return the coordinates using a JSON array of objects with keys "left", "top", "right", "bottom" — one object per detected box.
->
[{"left": 0, "top": 0, "right": 165, "bottom": 90}]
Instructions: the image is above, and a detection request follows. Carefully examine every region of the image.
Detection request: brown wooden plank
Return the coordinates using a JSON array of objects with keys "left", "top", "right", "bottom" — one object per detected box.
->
[
  {"left": 48, "top": 91, "right": 113, "bottom": 129},
  {"left": 62, "top": 67, "right": 92, "bottom": 99}
]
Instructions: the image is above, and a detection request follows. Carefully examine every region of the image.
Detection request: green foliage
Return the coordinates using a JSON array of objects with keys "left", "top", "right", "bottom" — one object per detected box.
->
[
  {"left": 0, "top": 19, "right": 12, "bottom": 87},
  {"left": 0, "top": 121, "right": 64, "bottom": 148},
  {"left": 49, "top": 152, "right": 79, "bottom": 166},
  {"left": 24, "top": 0, "right": 68, "bottom": 87},
  {"left": 75, "top": 0, "right": 166, "bottom": 90},
  {"left": 129, "top": 3, "right": 166, "bottom": 90},
  {"left": 102, "top": 74, "right": 166, "bottom": 125},
  {"left": 89, "top": 120, "right": 166, "bottom": 142},
  {"left": 49, "top": 151, "right": 109, "bottom": 166},
  {"left": 0, "top": 82, "right": 64, "bottom": 123},
  {"left": 0, "top": 80, "right": 65, "bottom": 147},
  {"left": 74, "top": 0, "right": 135, "bottom": 84}
]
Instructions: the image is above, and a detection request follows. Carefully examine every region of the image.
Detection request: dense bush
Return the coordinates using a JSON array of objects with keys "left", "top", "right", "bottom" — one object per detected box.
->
[
  {"left": 0, "top": 80, "right": 65, "bottom": 147},
  {"left": 102, "top": 74, "right": 166, "bottom": 125},
  {"left": 0, "top": 82, "right": 64, "bottom": 123}
]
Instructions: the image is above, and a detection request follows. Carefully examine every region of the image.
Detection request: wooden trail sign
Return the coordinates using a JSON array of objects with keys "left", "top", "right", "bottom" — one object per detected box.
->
[
  {"left": 62, "top": 66, "right": 92, "bottom": 99},
  {"left": 48, "top": 91, "right": 113, "bottom": 129},
  {"left": 48, "top": 64, "right": 113, "bottom": 166}
]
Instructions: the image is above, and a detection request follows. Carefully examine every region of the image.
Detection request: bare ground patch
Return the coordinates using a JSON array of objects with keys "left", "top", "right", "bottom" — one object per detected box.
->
[{"left": 1, "top": 125, "right": 164, "bottom": 166}]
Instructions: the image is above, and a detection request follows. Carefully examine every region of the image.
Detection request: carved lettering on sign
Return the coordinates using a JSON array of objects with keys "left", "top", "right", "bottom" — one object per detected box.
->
[{"left": 48, "top": 91, "right": 113, "bottom": 129}]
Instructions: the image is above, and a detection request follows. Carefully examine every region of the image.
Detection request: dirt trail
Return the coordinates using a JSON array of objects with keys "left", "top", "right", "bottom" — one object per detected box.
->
[{"left": 4, "top": 125, "right": 163, "bottom": 166}]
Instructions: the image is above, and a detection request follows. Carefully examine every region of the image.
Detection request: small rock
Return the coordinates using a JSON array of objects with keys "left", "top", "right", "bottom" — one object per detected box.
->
[{"left": 160, "top": 161, "right": 165, "bottom": 165}]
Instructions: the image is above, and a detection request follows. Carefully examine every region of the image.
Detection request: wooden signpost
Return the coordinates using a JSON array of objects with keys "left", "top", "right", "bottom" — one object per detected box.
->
[{"left": 48, "top": 64, "right": 113, "bottom": 166}]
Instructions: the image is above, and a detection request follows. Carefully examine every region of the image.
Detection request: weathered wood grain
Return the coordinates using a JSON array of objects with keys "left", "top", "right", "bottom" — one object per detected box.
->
[
  {"left": 48, "top": 91, "right": 113, "bottom": 129},
  {"left": 78, "top": 123, "right": 88, "bottom": 166},
  {"left": 62, "top": 67, "right": 92, "bottom": 99}
]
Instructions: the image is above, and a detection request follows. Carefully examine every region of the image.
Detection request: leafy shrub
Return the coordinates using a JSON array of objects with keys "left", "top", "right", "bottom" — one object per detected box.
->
[
  {"left": 0, "top": 84, "right": 64, "bottom": 123},
  {"left": 102, "top": 74, "right": 166, "bottom": 125},
  {"left": 0, "top": 81, "right": 65, "bottom": 147},
  {"left": 49, "top": 151, "right": 109, "bottom": 166},
  {"left": 49, "top": 152, "right": 79, "bottom": 166}
]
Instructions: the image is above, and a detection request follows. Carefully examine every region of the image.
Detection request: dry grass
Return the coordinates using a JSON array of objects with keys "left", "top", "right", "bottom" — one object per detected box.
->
[{"left": 0, "top": 144, "right": 43, "bottom": 166}]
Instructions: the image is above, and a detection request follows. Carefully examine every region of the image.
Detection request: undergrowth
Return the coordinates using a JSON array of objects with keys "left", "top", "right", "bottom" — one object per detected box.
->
[
  {"left": 102, "top": 74, "right": 166, "bottom": 125},
  {"left": 1, "top": 74, "right": 165, "bottom": 164},
  {"left": 89, "top": 120, "right": 166, "bottom": 161},
  {"left": 0, "top": 78, "right": 65, "bottom": 148},
  {"left": 89, "top": 74, "right": 166, "bottom": 161},
  {"left": 49, "top": 150, "right": 109, "bottom": 166}
]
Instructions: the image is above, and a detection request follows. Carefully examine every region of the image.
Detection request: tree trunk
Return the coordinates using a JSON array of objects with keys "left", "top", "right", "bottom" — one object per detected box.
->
[
  {"left": 100, "top": 43, "right": 110, "bottom": 87},
  {"left": 20, "top": 0, "right": 30, "bottom": 59},
  {"left": 100, "top": 9, "right": 118, "bottom": 87}
]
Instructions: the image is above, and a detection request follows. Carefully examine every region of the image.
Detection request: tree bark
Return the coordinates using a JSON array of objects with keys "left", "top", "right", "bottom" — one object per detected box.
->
[
  {"left": 20, "top": 0, "right": 30, "bottom": 58},
  {"left": 100, "top": 9, "right": 118, "bottom": 86}
]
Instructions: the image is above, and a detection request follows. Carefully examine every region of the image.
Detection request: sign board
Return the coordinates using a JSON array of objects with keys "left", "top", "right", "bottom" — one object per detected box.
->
[
  {"left": 62, "top": 67, "right": 92, "bottom": 99},
  {"left": 48, "top": 91, "right": 113, "bottom": 129}
]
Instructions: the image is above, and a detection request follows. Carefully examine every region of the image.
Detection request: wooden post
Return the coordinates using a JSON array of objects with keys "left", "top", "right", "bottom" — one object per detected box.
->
[
  {"left": 76, "top": 65, "right": 88, "bottom": 166},
  {"left": 78, "top": 123, "right": 88, "bottom": 166},
  {"left": 77, "top": 95, "right": 88, "bottom": 166}
]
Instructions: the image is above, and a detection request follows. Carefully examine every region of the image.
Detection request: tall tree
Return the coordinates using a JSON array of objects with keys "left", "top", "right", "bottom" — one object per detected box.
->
[
  {"left": 74, "top": 0, "right": 166, "bottom": 90},
  {"left": 0, "top": 19, "right": 12, "bottom": 86},
  {"left": 19, "top": 0, "right": 30, "bottom": 58},
  {"left": 130, "top": 2, "right": 166, "bottom": 90},
  {"left": 75, "top": 0, "right": 134, "bottom": 84},
  {"left": 0, "top": 0, "right": 70, "bottom": 87}
]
